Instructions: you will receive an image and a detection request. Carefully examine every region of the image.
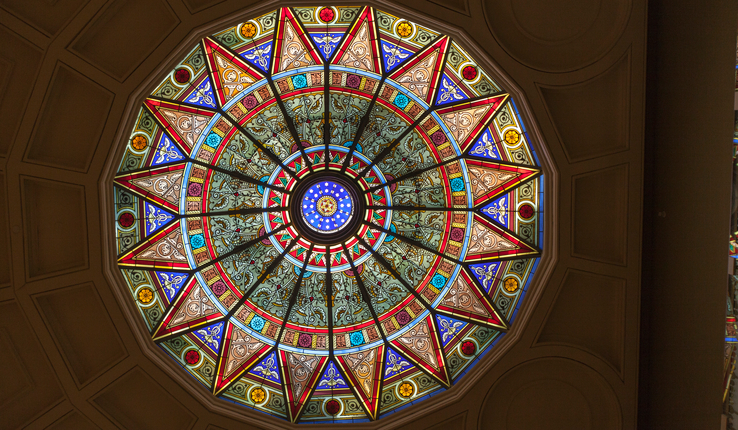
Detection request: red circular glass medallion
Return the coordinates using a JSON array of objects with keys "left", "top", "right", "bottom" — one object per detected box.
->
[
  {"left": 519, "top": 203, "right": 534, "bottom": 219},
  {"left": 462, "top": 65, "right": 478, "bottom": 80},
  {"left": 118, "top": 212, "right": 134, "bottom": 227},
  {"left": 184, "top": 349, "right": 200, "bottom": 365},
  {"left": 319, "top": 7, "right": 335, "bottom": 23},
  {"left": 396, "top": 310, "right": 411, "bottom": 326},
  {"left": 326, "top": 399, "right": 340, "bottom": 415},
  {"left": 174, "top": 68, "right": 191, "bottom": 84},
  {"left": 461, "top": 340, "right": 476, "bottom": 356},
  {"left": 211, "top": 281, "right": 227, "bottom": 296}
]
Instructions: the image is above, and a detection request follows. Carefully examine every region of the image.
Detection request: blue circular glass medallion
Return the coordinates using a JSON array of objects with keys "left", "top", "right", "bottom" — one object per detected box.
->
[{"left": 300, "top": 180, "right": 355, "bottom": 233}]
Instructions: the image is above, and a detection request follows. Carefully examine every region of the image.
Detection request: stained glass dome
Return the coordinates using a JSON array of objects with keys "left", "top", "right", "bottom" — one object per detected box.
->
[{"left": 113, "top": 5, "right": 543, "bottom": 423}]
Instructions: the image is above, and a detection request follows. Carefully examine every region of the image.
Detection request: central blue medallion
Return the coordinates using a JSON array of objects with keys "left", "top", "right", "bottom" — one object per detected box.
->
[{"left": 300, "top": 180, "right": 355, "bottom": 233}]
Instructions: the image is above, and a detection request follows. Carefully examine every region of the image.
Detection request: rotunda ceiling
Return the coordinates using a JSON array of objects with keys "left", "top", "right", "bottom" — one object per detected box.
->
[{"left": 112, "top": 5, "right": 544, "bottom": 423}]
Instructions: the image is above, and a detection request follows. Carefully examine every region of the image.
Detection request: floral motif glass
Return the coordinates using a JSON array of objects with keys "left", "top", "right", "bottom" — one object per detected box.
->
[{"left": 114, "top": 5, "right": 543, "bottom": 423}]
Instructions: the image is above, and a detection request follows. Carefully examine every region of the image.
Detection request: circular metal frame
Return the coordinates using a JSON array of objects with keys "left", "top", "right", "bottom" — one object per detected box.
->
[{"left": 290, "top": 172, "right": 365, "bottom": 245}]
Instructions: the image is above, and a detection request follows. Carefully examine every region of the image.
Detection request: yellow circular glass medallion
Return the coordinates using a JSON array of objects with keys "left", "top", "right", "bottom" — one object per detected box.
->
[
  {"left": 132, "top": 135, "right": 148, "bottom": 150},
  {"left": 240, "top": 22, "right": 257, "bottom": 39},
  {"left": 137, "top": 287, "right": 154, "bottom": 304},
  {"left": 251, "top": 387, "right": 266, "bottom": 403},
  {"left": 504, "top": 129, "right": 520, "bottom": 144},
  {"left": 398, "top": 382, "right": 414, "bottom": 398},
  {"left": 316, "top": 195, "right": 338, "bottom": 216},
  {"left": 503, "top": 277, "right": 519, "bottom": 293},
  {"left": 396, "top": 21, "right": 413, "bottom": 38}
]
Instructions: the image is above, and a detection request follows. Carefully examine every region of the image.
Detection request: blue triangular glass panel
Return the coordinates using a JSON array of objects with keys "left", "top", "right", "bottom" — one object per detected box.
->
[
  {"left": 435, "top": 74, "right": 469, "bottom": 106},
  {"left": 468, "top": 262, "right": 501, "bottom": 293},
  {"left": 380, "top": 40, "right": 412, "bottom": 73},
  {"left": 479, "top": 194, "right": 508, "bottom": 227},
  {"left": 435, "top": 314, "right": 468, "bottom": 347},
  {"left": 155, "top": 271, "right": 189, "bottom": 301},
  {"left": 150, "top": 134, "right": 185, "bottom": 166},
  {"left": 240, "top": 41, "right": 272, "bottom": 73},
  {"left": 317, "top": 360, "right": 348, "bottom": 389},
  {"left": 184, "top": 76, "right": 217, "bottom": 108},
  {"left": 383, "top": 346, "right": 415, "bottom": 379},
  {"left": 142, "top": 202, "right": 176, "bottom": 236},
  {"left": 311, "top": 32, "right": 343, "bottom": 60},
  {"left": 192, "top": 321, "right": 224, "bottom": 354},
  {"left": 467, "top": 129, "right": 501, "bottom": 160},
  {"left": 248, "top": 351, "right": 281, "bottom": 383}
]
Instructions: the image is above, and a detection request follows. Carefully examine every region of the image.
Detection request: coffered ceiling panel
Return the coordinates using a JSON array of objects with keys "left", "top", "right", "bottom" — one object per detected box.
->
[
  {"left": 425, "top": 411, "right": 467, "bottom": 430},
  {"left": 483, "top": 0, "right": 632, "bottom": 72},
  {"left": 0, "top": 25, "right": 42, "bottom": 157},
  {"left": 0, "top": 0, "right": 90, "bottom": 37},
  {"left": 571, "top": 164, "right": 629, "bottom": 265},
  {"left": 69, "top": 0, "right": 179, "bottom": 81},
  {"left": 182, "top": 0, "right": 226, "bottom": 15},
  {"left": 0, "top": 301, "right": 64, "bottom": 429},
  {"left": 537, "top": 269, "right": 626, "bottom": 373},
  {"left": 538, "top": 52, "right": 631, "bottom": 163},
  {"left": 428, "top": 0, "right": 470, "bottom": 16},
  {"left": 480, "top": 357, "right": 621, "bottom": 429},
  {"left": 24, "top": 62, "right": 114, "bottom": 172},
  {"left": 0, "top": 173, "right": 9, "bottom": 286},
  {"left": 47, "top": 410, "right": 100, "bottom": 430},
  {"left": 21, "top": 176, "right": 88, "bottom": 279},
  {"left": 91, "top": 367, "right": 197, "bottom": 429},
  {"left": 33, "top": 282, "right": 127, "bottom": 387}
]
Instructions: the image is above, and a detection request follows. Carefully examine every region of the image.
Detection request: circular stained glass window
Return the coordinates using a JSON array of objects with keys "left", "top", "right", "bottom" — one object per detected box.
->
[{"left": 113, "top": 5, "right": 544, "bottom": 424}]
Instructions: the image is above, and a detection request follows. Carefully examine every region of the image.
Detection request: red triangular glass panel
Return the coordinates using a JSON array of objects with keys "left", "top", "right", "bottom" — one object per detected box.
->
[
  {"left": 278, "top": 350, "right": 327, "bottom": 422},
  {"left": 390, "top": 315, "right": 450, "bottom": 387},
  {"left": 118, "top": 222, "right": 189, "bottom": 270},
  {"left": 436, "top": 268, "right": 508, "bottom": 330},
  {"left": 144, "top": 98, "right": 216, "bottom": 154},
  {"left": 272, "top": 7, "right": 323, "bottom": 74},
  {"left": 334, "top": 344, "right": 384, "bottom": 420},
  {"left": 464, "top": 214, "right": 539, "bottom": 262},
  {"left": 331, "top": 6, "right": 382, "bottom": 74},
  {"left": 389, "top": 36, "right": 449, "bottom": 104},
  {"left": 202, "top": 37, "right": 264, "bottom": 107},
  {"left": 114, "top": 163, "right": 185, "bottom": 212},
  {"left": 465, "top": 158, "right": 540, "bottom": 207},
  {"left": 152, "top": 276, "right": 224, "bottom": 341},
  {"left": 435, "top": 94, "right": 509, "bottom": 151},
  {"left": 213, "top": 321, "right": 272, "bottom": 395}
]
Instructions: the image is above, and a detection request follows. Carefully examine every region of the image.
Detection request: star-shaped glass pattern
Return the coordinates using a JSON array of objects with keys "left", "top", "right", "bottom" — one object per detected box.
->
[
  {"left": 301, "top": 180, "right": 354, "bottom": 233},
  {"left": 114, "top": 5, "right": 543, "bottom": 424}
]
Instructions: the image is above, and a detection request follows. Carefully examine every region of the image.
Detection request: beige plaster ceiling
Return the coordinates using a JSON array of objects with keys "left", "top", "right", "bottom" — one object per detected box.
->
[{"left": 0, "top": 0, "right": 651, "bottom": 428}]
